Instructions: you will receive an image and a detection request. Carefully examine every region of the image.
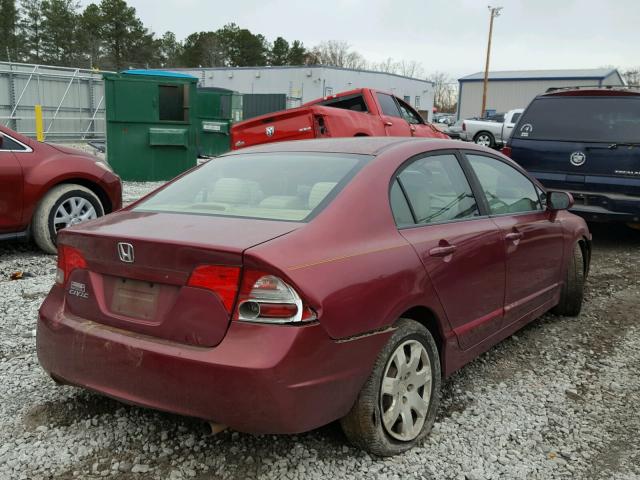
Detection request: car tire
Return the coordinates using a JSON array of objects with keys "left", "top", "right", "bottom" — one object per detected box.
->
[
  {"left": 32, "top": 184, "right": 104, "bottom": 254},
  {"left": 474, "top": 132, "right": 495, "bottom": 148},
  {"left": 340, "top": 318, "right": 441, "bottom": 456},
  {"left": 552, "top": 243, "right": 585, "bottom": 316}
]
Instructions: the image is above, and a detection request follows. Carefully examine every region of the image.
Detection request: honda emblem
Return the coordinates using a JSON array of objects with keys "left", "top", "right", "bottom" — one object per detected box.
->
[{"left": 117, "top": 242, "right": 134, "bottom": 263}]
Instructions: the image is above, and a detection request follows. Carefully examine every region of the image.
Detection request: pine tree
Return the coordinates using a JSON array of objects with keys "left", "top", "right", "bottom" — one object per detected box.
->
[
  {"left": 40, "top": 0, "right": 80, "bottom": 66},
  {"left": 0, "top": 0, "right": 20, "bottom": 61},
  {"left": 287, "top": 40, "right": 307, "bottom": 65},
  {"left": 99, "top": 0, "right": 153, "bottom": 70},
  {"left": 20, "top": 0, "right": 44, "bottom": 63},
  {"left": 77, "top": 3, "right": 103, "bottom": 68},
  {"left": 269, "top": 37, "right": 289, "bottom": 66}
]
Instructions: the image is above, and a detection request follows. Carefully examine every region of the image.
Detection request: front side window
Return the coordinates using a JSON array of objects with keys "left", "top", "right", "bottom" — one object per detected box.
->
[
  {"left": 397, "top": 100, "right": 423, "bottom": 125},
  {"left": 467, "top": 154, "right": 542, "bottom": 215},
  {"left": 377, "top": 93, "right": 402, "bottom": 117},
  {"left": 136, "top": 152, "right": 369, "bottom": 222},
  {"left": 392, "top": 154, "right": 480, "bottom": 226}
]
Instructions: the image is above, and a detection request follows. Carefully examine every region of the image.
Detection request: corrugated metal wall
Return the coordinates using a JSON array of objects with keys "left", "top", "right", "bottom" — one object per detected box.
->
[
  {"left": 0, "top": 62, "right": 108, "bottom": 140},
  {"left": 457, "top": 78, "right": 624, "bottom": 120},
  {"left": 242, "top": 94, "right": 287, "bottom": 120}
]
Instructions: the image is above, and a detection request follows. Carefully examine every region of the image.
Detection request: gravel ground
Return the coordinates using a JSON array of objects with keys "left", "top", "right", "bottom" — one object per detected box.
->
[{"left": 1, "top": 182, "right": 639, "bottom": 480}]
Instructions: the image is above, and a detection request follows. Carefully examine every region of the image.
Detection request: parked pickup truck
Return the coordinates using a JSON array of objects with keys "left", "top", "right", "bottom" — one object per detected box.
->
[
  {"left": 231, "top": 88, "right": 448, "bottom": 149},
  {"left": 459, "top": 108, "right": 523, "bottom": 148}
]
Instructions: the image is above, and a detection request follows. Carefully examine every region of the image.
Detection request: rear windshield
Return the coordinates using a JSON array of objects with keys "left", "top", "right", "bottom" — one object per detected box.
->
[
  {"left": 515, "top": 96, "right": 640, "bottom": 143},
  {"left": 135, "top": 152, "right": 369, "bottom": 221}
]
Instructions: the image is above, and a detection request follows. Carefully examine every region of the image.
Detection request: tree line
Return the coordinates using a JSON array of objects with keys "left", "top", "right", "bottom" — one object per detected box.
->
[{"left": 0, "top": 0, "right": 462, "bottom": 109}]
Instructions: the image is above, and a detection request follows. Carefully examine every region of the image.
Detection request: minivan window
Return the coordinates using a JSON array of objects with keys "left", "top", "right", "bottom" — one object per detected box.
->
[
  {"left": 135, "top": 153, "right": 368, "bottom": 222},
  {"left": 515, "top": 96, "right": 640, "bottom": 143}
]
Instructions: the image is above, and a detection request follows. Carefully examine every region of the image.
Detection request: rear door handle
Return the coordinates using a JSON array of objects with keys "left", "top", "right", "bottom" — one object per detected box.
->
[
  {"left": 505, "top": 232, "right": 523, "bottom": 241},
  {"left": 384, "top": 121, "right": 393, "bottom": 126},
  {"left": 429, "top": 245, "right": 457, "bottom": 257}
]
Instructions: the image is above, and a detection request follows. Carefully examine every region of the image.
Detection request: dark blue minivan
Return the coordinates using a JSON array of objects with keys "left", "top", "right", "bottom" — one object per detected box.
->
[{"left": 504, "top": 88, "right": 640, "bottom": 225}]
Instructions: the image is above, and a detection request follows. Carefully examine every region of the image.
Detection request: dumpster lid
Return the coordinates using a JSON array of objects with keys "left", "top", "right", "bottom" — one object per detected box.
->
[{"left": 122, "top": 69, "right": 197, "bottom": 79}]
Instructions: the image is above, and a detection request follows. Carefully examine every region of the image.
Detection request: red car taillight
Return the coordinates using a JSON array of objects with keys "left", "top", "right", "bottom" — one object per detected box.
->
[
  {"left": 187, "top": 265, "right": 241, "bottom": 313},
  {"left": 234, "top": 270, "right": 317, "bottom": 324},
  {"left": 56, "top": 245, "right": 87, "bottom": 286},
  {"left": 501, "top": 145, "right": 513, "bottom": 157}
]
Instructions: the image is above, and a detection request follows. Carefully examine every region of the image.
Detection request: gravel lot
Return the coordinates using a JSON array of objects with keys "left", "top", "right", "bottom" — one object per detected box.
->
[{"left": 1, "top": 182, "right": 639, "bottom": 480}]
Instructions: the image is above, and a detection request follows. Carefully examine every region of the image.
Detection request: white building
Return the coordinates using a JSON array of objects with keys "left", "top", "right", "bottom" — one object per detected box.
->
[
  {"left": 169, "top": 65, "right": 435, "bottom": 120},
  {"left": 457, "top": 68, "right": 625, "bottom": 120}
]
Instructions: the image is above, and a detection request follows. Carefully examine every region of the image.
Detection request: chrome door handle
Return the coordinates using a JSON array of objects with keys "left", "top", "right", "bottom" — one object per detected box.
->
[
  {"left": 505, "top": 232, "right": 523, "bottom": 241},
  {"left": 384, "top": 121, "right": 393, "bottom": 126},
  {"left": 429, "top": 245, "right": 457, "bottom": 257}
]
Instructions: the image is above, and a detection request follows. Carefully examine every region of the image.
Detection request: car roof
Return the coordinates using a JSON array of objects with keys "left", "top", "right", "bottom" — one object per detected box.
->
[
  {"left": 541, "top": 87, "right": 640, "bottom": 97},
  {"left": 223, "top": 137, "right": 457, "bottom": 156}
]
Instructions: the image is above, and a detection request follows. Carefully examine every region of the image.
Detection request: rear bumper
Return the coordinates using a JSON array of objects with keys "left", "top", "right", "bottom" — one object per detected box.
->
[
  {"left": 37, "top": 285, "right": 390, "bottom": 434},
  {"left": 567, "top": 190, "right": 640, "bottom": 222}
]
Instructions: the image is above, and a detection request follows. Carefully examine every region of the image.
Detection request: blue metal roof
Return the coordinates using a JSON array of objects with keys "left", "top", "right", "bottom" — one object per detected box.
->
[
  {"left": 122, "top": 69, "right": 197, "bottom": 79},
  {"left": 459, "top": 68, "right": 621, "bottom": 83}
]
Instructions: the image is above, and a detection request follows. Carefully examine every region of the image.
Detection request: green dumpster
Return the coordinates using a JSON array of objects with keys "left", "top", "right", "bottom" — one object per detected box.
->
[
  {"left": 104, "top": 70, "right": 198, "bottom": 181},
  {"left": 196, "top": 87, "right": 243, "bottom": 157}
]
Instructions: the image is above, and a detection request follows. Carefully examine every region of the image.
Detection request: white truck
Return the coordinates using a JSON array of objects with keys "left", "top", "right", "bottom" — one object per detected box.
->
[{"left": 459, "top": 109, "right": 523, "bottom": 148}]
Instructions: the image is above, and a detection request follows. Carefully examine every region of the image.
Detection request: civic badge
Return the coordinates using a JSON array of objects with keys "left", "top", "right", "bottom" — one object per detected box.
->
[
  {"left": 570, "top": 151, "right": 586, "bottom": 167},
  {"left": 265, "top": 126, "right": 275, "bottom": 137},
  {"left": 117, "top": 242, "right": 134, "bottom": 263}
]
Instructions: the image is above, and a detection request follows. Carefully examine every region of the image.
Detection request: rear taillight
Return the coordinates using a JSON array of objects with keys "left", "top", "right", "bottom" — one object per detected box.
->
[
  {"left": 56, "top": 245, "right": 87, "bottom": 285},
  {"left": 187, "top": 265, "right": 241, "bottom": 313},
  {"left": 313, "top": 115, "right": 329, "bottom": 137},
  {"left": 501, "top": 145, "right": 513, "bottom": 157},
  {"left": 234, "top": 270, "right": 316, "bottom": 324}
]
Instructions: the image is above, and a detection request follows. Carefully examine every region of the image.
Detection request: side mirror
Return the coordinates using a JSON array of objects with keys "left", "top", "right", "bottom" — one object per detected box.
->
[{"left": 547, "top": 191, "right": 574, "bottom": 211}]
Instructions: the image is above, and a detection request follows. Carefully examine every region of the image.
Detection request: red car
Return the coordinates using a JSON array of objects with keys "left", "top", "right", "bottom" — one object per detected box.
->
[
  {"left": 37, "top": 137, "right": 590, "bottom": 456},
  {"left": 0, "top": 125, "right": 122, "bottom": 253},
  {"left": 231, "top": 88, "right": 449, "bottom": 150}
]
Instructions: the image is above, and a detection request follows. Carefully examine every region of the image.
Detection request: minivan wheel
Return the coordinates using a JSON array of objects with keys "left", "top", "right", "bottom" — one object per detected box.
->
[
  {"left": 474, "top": 132, "right": 495, "bottom": 148},
  {"left": 552, "top": 243, "right": 585, "bottom": 316},
  {"left": 32, "top": 184, "right": 104, "bottom": 254},
  {"left": 340, "top": 318, "right": 441, "bottom": 456}
]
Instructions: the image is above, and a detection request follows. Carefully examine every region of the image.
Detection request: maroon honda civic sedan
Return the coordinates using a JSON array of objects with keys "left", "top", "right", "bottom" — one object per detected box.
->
[{"left": 37, "top": 137, "right": 591, "bottom": 456}]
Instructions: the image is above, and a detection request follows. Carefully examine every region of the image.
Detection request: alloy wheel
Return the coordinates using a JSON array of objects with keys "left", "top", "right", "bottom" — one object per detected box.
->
[
  {"left": 53, "top": 196, "right": 98, "bottom": 233},
  {"left": 380, "top": 339, "right": 432, "bottom": 441},
  {"left": 475, "top": 134, "right": 492, "bottom": 147}
]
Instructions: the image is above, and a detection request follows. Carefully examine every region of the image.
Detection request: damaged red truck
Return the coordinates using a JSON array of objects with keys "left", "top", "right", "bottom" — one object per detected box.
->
[{"left": 231, "top": 88, "right": 449, "bottom": 149}]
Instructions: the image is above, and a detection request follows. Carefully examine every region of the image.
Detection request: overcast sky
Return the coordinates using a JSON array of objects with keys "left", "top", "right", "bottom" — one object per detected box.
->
[{"left": 80, "top": 0, "right": 639, "bottom": 79}]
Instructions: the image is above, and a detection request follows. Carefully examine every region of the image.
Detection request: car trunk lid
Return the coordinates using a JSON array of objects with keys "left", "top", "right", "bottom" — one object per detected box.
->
[{"left": 59, "top": 211, "right": 299, "bottom": 347}]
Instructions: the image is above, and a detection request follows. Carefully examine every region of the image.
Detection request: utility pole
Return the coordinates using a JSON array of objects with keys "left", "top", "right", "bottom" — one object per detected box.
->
[{"left": 481, "top": 6, "right": 503, "bottom": 118}]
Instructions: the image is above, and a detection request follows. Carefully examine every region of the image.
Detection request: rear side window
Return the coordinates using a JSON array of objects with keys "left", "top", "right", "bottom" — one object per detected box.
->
[
  {"left": 319, "top": 94, "right": 368, "bottom": 113},
  {"left": 467, "top": 154, "right": 542, "bottom": 214},
  {"left": 136, "top": 152, "right": 369, "bottom": 222},
  {"left": 377, "top": 93, "right": 401, "bottom": 117},
  {"left": 515, "top": 96, "right": 640, "bottom": 143},
  {"left": 393, "top": 154, "right": 480, "bottom": 226}
]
